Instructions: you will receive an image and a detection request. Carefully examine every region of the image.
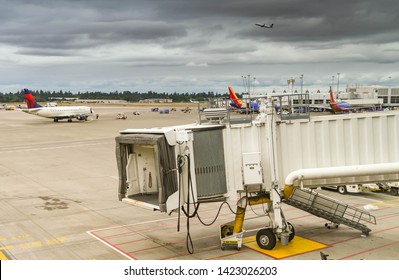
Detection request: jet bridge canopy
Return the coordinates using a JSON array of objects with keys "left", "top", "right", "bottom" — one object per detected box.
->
[
  {"left": 116, "top": 125, "right": 228, "bottom": 213},
  {"left": 115, "top": 133, "right": 178, "bottom": 212}
]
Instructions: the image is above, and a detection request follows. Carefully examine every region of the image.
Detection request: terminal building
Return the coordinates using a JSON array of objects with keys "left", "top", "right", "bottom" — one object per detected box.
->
[{"left": 270, "top": 86, "right": 399, "bottom": 109}]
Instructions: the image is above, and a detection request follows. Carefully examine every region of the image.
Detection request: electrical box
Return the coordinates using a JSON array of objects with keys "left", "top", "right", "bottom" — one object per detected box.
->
[{"left": 242, "top": 152, "right": 263, "bottom": 185}]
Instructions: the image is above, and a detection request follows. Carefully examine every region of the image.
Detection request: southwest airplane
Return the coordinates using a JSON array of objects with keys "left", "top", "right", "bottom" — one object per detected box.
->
[
  {"left": 228, "top": 86, "right": 260, "bottom": 112},
  {"left": 22, "top": 89, "right": 94, "bottom": 122},
  {"left": 228, "top": 86, "right": 243, "bottom": 109},
  {"left": 310, "top": 86, "right": 375, "bottom": 114},
  {"left": 328, "top": 86, "right": 352, "bottom": 113}
]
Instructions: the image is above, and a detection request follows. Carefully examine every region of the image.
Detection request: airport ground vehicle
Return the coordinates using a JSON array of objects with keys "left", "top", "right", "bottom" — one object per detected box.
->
[
  {"left": 116, "top": 113, "right": 127, "bottom": 119},
  {"left": 323, "top": 183, "right": 399, "bottom": 196},
  {"left": 322, "top": 184, "right": 365, "bottom": 194},
  {"left": 374, "top": 182, "right": 399, "bottom": 196}
]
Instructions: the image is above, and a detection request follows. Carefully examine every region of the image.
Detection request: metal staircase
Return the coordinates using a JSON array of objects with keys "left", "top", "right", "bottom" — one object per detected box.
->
[{"left": 284, "top": 188, "right": 376, "bottom": 235}]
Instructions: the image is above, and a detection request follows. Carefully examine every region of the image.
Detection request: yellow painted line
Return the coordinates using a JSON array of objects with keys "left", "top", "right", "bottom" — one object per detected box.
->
[
  {"left": 0, "top": 250, "right": 9, "bottom": 260},
  {"left": 243, "top": 235, "right": 328, "bottom": 259}
]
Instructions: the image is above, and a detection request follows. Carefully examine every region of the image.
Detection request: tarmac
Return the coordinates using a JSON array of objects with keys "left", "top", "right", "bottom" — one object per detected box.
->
[{"left": 1, "top": 104, "right": 399, "bottom": 260}]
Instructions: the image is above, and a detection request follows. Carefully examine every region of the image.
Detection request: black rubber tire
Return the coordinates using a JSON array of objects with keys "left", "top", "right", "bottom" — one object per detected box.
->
[
  {"left": 256, "top": 228, "right": 277, "bottom": 250},
  {"left": 390, "top": 187, "right": 399, "bottom": 196},
  {"left": 287, "top": 222, "right": 295, "bottom": 241},
  {"left": 338, "top": 185, "right": 347, "bottom": 194}
]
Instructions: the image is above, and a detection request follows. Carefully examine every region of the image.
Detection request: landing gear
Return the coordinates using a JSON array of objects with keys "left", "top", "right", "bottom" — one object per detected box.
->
[
  {"left": 256, "top": 228, "right": 276, "bottom": 250},
  {"left": 53, "top": 119, "right": 58, "bottom": 122},
  {"left": 67, "top": 119, "right": 72, "bottom": 122}
]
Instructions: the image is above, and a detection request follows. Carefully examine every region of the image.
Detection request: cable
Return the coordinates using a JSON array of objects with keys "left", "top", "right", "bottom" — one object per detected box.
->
[
  {"left": 178, "top": 152, "right": 238, "bottom": 253},
  {"left": 195, "top": 201, "right": 236, "bottom": 226},
  {"left": 176, "top": 154, "right": 186, "bottom": 232},
  {"left": 175, "top": 153, "right": 195, "bottom": 254},
  {"left": 185, "top": 154, "right": 194, "bottom": 254}
]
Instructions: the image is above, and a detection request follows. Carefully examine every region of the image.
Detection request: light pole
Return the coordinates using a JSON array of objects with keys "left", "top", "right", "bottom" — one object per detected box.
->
[
  {"left": 337, "top": 73, "right": 340, "bottom": 93},
  {"left": 287, "top": 77, "right": 295, "bottom": 93},
  {"left": 389, "top": 76, "right": 392, "bottom": 105},
  {"left": 332, "top": 75, "right": 335, "bottom": 92},
  {"left": 300, "top": 74, "right": 303, "bottom": 94}
]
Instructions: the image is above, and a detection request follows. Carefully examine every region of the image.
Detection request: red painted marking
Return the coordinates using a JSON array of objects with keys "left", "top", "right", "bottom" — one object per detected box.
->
[
  {"left": 338, "top": 240, "right": 399, "bottom": 260},
  {"left": 88, "top": 231, "right": 137, "bottom": 260}
]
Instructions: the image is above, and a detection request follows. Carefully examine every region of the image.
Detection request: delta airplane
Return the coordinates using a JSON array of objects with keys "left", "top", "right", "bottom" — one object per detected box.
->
[{"left": 22, "top": 89, "right": 94, "bottom": 122}]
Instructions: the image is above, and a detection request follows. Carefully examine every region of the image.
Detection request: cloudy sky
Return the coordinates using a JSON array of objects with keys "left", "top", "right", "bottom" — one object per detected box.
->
[{"left": 1, "top": 0, "right": 398, "bottom": 94}]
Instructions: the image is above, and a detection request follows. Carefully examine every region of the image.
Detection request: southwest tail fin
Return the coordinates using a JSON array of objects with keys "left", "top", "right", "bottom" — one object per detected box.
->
[
  {"left": 329, "top": 86, "right": 335, "bottom": 105},
  {"left": 24, "top": 89, "right": 42, "bottom": 109},
  {"left": 228, "top": 86, "right": 243, "bottom": 109}
]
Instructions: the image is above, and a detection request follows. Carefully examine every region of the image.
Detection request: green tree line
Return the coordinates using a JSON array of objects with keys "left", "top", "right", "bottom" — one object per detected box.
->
[{"left": 0, "top": 90, "right": 227, "bottom": 103}]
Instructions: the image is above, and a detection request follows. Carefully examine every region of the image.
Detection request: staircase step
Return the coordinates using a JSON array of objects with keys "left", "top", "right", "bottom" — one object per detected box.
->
[{"left": 284, "top": 188, "right": 375, "bottom": 235}]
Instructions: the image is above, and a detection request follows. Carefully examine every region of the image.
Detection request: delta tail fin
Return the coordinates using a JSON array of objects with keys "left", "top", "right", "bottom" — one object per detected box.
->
[
  {"left": 228, "top": 86, "right": 243, "bottom": 109},
  {"left": 24, "top": 89, "right": 42, "bottom": 109}
]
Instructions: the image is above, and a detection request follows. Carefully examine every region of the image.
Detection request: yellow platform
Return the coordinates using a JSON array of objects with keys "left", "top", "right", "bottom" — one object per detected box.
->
[
  {"left": 0, "top": 250, "right": 9, "bottom": 260},
  {"left": 243, "top": 235, "right": 328, "bottom": 259}
]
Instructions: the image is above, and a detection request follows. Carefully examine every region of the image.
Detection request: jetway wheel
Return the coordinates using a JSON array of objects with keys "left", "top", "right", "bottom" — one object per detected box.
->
[
  {"left": 256, "top": 228, "right": 276, "bottom": 250},
  {"left": 287, "top": 222, "right": 295, "bottom": 241}
]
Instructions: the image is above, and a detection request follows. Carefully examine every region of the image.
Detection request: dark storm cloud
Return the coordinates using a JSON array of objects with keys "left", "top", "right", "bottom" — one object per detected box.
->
[
  {"left": 152, "top": 0, "right": 399, "bottom": 42},
  {"left": 1, "top": 0, "right": 398, "bottom": 51},
  {"left": 0, "top": 0, "right": 186, "bottom": 52},
  {"left": 1, "top": 20, "right": 186, "bottom": 52},
  {"left": 224, "top": 0, "right": 399, "bottom": 44},
  {"left": 0, "top": 0, "right": 398, "bottom": 92}
]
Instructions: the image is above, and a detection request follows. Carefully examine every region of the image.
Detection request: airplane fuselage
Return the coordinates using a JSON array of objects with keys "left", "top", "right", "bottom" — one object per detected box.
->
[
  {"left": 330, "top": 102, "right": 351, "bottom": 112},
  {"left": 23, "top": 106, "right": 93, "bottom": 120}
]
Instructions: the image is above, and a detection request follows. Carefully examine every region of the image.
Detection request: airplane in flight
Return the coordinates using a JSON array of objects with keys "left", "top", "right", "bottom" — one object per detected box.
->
[
  {"left": 255, "top": 23, "right": 274, "bottom": 28},
  {"left": 22, "top": 89, "right": 94, "bottom": 122}
]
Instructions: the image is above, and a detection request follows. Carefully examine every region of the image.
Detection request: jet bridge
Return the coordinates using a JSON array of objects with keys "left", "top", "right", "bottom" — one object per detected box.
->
[{"left": 115, "top": 96, "right": 399, "bottom": 251}]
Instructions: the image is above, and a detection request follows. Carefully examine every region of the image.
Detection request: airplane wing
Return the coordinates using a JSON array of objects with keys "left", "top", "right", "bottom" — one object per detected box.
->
[
  {"left": 23, "top": 108, "right": 42, "bottom": 113},
  {"left": 255, "top": 23, "right": 273, "bottom": 28},
  {"left": 309, "top": 104, "right": 331, "bottom": 111}
]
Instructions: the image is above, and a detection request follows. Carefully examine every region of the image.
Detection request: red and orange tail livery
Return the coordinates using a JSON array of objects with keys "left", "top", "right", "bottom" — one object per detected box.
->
[
  {"left": 24, "top": 89, "right": 42, "bottom": 109},
  {"left": 228, "top": 86, "right": 243, "bottom": 109}
]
